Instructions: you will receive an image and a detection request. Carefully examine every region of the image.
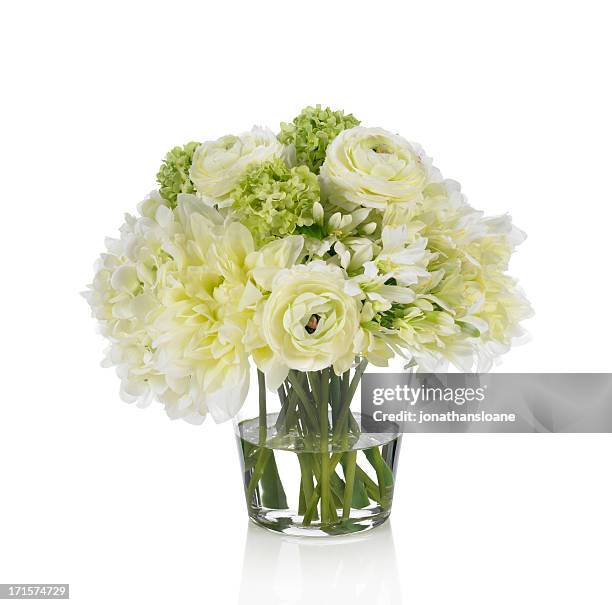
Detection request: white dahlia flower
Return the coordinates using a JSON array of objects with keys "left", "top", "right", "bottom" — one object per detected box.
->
[{"left": 84, "top": 193, "right": 308, "bottom": 423}]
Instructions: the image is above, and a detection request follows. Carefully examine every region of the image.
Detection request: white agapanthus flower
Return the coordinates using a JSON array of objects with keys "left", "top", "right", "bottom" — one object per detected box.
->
[
  {"left": 332, "top": 237, "right": 375, "bottom": 274},
  {"left": 345, "top": 261, "right": 416, "bottom": 310},
  {"left": 305, "top": 207, "right": 374, "bottom": 263},
  {"left": 320, "top": 126, "right": 440, "bottom": 210},
  {"left": 375, "top": 227, "right": 432, "bottom": 286},
  {"left": 190, "top": 126, "right": 288, "bottom": 207}
]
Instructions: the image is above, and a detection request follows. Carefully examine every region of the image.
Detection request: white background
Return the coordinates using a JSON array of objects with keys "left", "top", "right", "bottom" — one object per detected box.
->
[{"left": 1, "top": 1, "right": 611, "bottom": 603}]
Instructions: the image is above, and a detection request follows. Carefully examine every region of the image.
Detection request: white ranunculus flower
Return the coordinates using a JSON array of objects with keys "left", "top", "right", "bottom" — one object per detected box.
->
[
  {"left": 320, "top": 126, "right": 439, "bottom": 210},
  {"left": 189, "top": 126, "right": 287, "bottom": 206},
  {"left": 259, "top": 262, "right": 360, "bottom": 386}
]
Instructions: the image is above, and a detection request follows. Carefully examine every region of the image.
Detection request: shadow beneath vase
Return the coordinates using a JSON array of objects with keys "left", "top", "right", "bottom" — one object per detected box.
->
[{"left": 238, "top": 521, "right": 403, "bottom": 604}]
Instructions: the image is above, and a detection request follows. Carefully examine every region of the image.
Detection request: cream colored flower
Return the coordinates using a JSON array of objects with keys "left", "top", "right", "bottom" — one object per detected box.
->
[
  {"left": 84, "top": 191, "right": 181, "bottom": 415},
  {"left": 258, "top": 262, "right": 360, "bottom": 386},
  {"left": 320, "top": 127, "right": 438, "bottom": 210},
  {"left": 376, "top": 227, "right": 432, "bottom": 286},
  {"left": 345, "top": 261, "right": 416, "bottom": 311},
  {"left": 85, "top": 193, "right": 312, "bottom": 423},
  {"left": 332, "top": 237, "right": 375, "bottom": 275},
  {"left": 382, "top": 181, "right": 533, "bottom": 372},
  {"left": 354, "top": 302, "right": 398, "bottom": 367},
  {"left": 190, "top": 126, "right": 287, "bottom": 206},
  {"left": 86, "top": 111, "right": 533, "bottom": 422},
  {"left": 85, "top": 192, "right": 253, "bottom": 424},
  {"left": 246, "top": 235, "right": 305, "bottom": 291},
  {"left": 152, "top": 219, "right": 256, "bottom": 423}
]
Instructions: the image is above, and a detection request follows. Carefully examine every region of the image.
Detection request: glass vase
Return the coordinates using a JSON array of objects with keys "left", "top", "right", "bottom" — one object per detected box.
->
[{"left": 234, "top": 361, "right": 401, "bottom": 537}]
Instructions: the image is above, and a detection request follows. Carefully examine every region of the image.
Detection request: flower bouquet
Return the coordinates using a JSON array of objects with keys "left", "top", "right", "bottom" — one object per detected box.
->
[{"left": 85, "top": 106, "right": 531, "bottom": 536}]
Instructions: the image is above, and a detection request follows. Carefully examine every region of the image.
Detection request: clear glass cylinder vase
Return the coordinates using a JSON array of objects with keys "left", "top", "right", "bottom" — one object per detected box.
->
[{"left": 233, "top": 362, "right": 401, "bottom": 537}]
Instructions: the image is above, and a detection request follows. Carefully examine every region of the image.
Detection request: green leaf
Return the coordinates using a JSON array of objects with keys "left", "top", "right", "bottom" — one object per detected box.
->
[
  {"left": 364, "top": 447, "right": 394, "bottom": 506},
  {"left": 364, "top": 448, "right": 394, "bottom": 486},
  {"left": 297, "top": 223, "right": 325, "bottom": 240},
  {"left": 240, "top": 440, "right": 258, "bottom": 470},
  {"left": 341, "top": 458, "right": 370, "bottom": 508},
  {"left": 321, "top": 519, "right": 369, "bottom": 536},
  {"left": 259, "top": 452, "right": 288, "bottom": 509},
  {"left": 330, "top": 470, "right": 346, "bottom": 510},
  {"left": 298, "top": 482, "right": 306, "bottom": 515}
]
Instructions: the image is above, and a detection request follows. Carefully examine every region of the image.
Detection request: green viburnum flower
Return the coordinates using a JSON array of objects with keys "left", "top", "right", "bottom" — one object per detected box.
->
[
  {"left": 230, "top": 159, "right": 320, "bottom": 246},
  {"left": 279, "top": 105, "right": 360, "bottom": 173},
  {"left": 156, "top": 141, "right": 200, "bottom": 207}
]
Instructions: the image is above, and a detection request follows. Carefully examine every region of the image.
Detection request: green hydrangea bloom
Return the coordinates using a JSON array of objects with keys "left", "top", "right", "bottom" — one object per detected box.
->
[
  {"left": 230, "top": 159, "right": 320, "bottom": 246},
  {"left": 279, "top": 105, "right": 360, "bottom": 173},
  {"left": 156, "top": 141, "right": 200, "bottom": 207}
]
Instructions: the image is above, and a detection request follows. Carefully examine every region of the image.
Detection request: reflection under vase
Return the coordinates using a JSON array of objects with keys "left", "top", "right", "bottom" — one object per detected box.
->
[{"left": 238, "top": 521, "right": 403, "bottom": 605}]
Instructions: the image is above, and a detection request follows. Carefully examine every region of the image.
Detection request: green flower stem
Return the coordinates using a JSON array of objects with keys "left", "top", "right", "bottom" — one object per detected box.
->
[
  {"left": 246, "top": 448, "right": 271, "bottom": 504},
  {"left": 330, "top": 373, "right": 342, "bottom": 428},
  {"left": 246, "top": 371, "right": 291, "bottom": 511},
  {"left": 319, "top": 368, "right": 330, "bottom": 421},
  {"left": 297, "top": 454, "right": 316, "bottom": 519},
  {"left": 355, "top": 465, "right": 383, "bottom": 504},
  {"left": 243, "top": 370, "right": 271, "bottom": 507},
  {"left": 319, "top": 368, "right": 330, "bottom": 524},
  {"left": 302, "top": 451, "right": 344, "bottom": 526},
  {"left": 307, "top": 371, "right": 321, "bottom": 403},
  {"left": 365, "top": 447, "right": 394, "bottom": 508},
  {"left": 333, "top": 360, "right": 367, "bottom": 445},
  {"left": 332, "top": 452, "right": 344, "bottom": 468},
  {"left": 296, "top": 400, "right": 316, "bottom": 441},
  {"left": 276, "top": 392, "right": 304, "bottom": 439},
  {"left": 347, "top": 359, "right": 368, "bottom": 402},
  {"left": 337, "top": 365, "right": 357, "bottom": 520},
  {"left": 277, "top": 384, "right": 287, "bottom": 407},
  {"left": 287, "top": 371, "right": 319, "bottom": 430},
  {"left": 257, "top": 370, "right": 267, "bottom": 446},
  {"left": 302, "top": 484, "right": 321, "bottom": 525},
  {"left": 267, "top": 362, "right": 391, "bottom": 530},
  {"left": 341, "top": 369, "right": 350, "bottom": 402},
  {"left": 342, "top": 451, "right": 357, "bottom": 520},
  {"left": 366, "top": 450, "right": 387, "bottom": 507},
  {"left": 275, "top": 383, "right": 296, "bottom": 432},
  {"left": 242, "top": 351, "right": 394, "bottom": 531},
  {"left": 311, "top": 454, "right": 344, "bottom": 513},
  {"left": 298, "top": 483, "right": 306, "bottom": 515}
]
